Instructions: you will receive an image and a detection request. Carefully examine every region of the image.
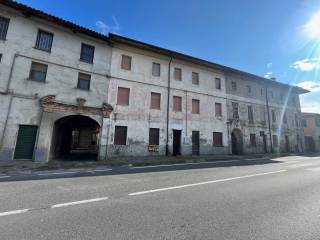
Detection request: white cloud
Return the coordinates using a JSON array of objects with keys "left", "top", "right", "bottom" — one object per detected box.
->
[
  {"left": 96, "top": 16, "right": 120, "bottom": 35},
  {"left": 264, "top": 71, "right": 272, "bottom": 78},
  {"left": 267, "top": 62, "right": 272, "bottom": 69},
  {"left": 297, "top": 81, "right": 320, "bottom": 113},
  {"left": 291, "top": 58, "right": 320, "bottom": 71}
]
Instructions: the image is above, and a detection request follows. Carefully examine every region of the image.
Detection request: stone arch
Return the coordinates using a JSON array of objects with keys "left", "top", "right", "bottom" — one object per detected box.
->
[{"left": 231, "top": 128, "right": 243, "bottom": 155}]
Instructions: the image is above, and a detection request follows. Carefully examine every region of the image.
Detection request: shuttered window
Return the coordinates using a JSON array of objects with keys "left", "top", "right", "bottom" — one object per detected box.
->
[
  {"left": 232, "top": 102, "right": 239, "bottom": 119},
  {"left": 150, "top": 92, "right": 161, "bottom": 109},
  {"left": 117, "top": 87, "right": 130, "bottom": 106},
  {"left": 152, "top": 62, "right": 160, "bottom": 77},
  {"left": 29, "top": 62, "right": 48, "bottom": 82},
  {"left": 248, "top": 106, "right": 254, "bottom": 124},
  {"left": 272, "top": 135, "right": 278, "bottom": 147},
  {"left": 35, "top": 30, "right": 53, "bottom": 52},
  {"left": 14, "top": 125, "right": 38, "bottom": 160},
  {"left": 271, "top": 110, "right": 276, "bottom": 122},
  {"left": 80, "top": 43, "right": 95, "bottom": 63},
  {"left": 231, "top": 81, "right": 237, "bottom": 90},
  {"left": 0, "top": 16, "right": 9, "bottom": 40},
  {"left": 121, "top": 55, "right": 132, "bottom": 70},
  {"left": 192, "top": 99, "right": 200, "bottom": 114},
  {"left": 149, "top": 128, "right": 160, "bottom": 145},
  {"left": 283, "top": 113, "right": 287, "bottom": 124},
  {"left": 215, "top": 78, "right": 221, "bottom": 89},
  {"left": 192, "top": 72, "right": 199, "bottom": 85},
  {"left": 213, "top": 132, "right": 223, "bottom": 147},
  {"left": 250, "top": 134, "right": 256, "bottom": 146},
  {"left": 215, "top": 103, "right": 222, "bottom": 117},
  {"left": 114, "top": 126, "right": 127, "bottom": 145},
  {"left": 174, "top": 67, "right": 182, "bottom": 81},
  {"left": 173, "top": 96, "right": 182, "bottom": 112},
  {"left": 77, "top": 73, "right": 91, "bottom": 90}
]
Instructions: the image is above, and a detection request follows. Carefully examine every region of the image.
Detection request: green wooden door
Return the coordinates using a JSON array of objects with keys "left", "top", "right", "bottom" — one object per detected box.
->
[{"left": 14, "top": 125, "right": 38, "bottom": 160}]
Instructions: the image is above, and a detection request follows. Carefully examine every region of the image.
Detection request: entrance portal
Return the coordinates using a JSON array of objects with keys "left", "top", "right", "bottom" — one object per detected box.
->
[
  {"left": 231, "top": 128, "right": 243, "bottom": 155},
  {"left": 173, "top": 130, "right": 181, "bottom": 156},
  {"left": 51, "top": 115, "right": 100, "bottom": 161}
]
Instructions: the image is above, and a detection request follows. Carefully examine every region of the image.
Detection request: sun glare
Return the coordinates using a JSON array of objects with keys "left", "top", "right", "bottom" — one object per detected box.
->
[{"left": 306, "top": 11, "right": 320, "bottom": 40}]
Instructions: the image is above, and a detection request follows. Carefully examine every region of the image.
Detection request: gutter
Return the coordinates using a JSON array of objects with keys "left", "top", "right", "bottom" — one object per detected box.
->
[{"left": 165, "top": 57, "right": 173, "bottom": 156}]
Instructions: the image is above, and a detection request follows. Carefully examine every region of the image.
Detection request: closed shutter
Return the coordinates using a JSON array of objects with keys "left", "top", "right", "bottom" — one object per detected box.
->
[
  {"left": 114, "top": 126, "right": 127, "bottom": 145},
  {"left": 151, "top": 92, "right": 161, "bottom": 109},
  {"left": 173, "top": 96, "right": 182, "bottom": 112},
  {"left": 192, "top": 99, "right": 200, "bottom": 114},
  {"left": 117, "top": 87, "right": 130, "bottom": 105},
  {"left": 149, "top": 128, "right": 159, "bottom": 145},
  {"left": 14, "top": 125, "right": 38, "bottom": 160}
]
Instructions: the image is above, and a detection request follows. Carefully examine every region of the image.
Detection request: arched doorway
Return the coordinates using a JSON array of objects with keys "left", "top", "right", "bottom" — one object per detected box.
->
[
  {"left": 51, "top": 115, "right": 100, "bottom": 161},
  {"left": 231, "top": 128, "right": 243, "bottom": 155}
]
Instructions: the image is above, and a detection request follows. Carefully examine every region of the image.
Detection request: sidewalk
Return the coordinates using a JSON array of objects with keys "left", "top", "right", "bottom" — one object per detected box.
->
[{"left": 0, "top": 152, "right": 304, "bottom": 175}]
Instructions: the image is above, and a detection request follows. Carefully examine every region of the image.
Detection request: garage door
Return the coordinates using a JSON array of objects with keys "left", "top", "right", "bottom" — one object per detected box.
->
[{"left": 14, "top": 125, "right": 38, "bottom": 160}]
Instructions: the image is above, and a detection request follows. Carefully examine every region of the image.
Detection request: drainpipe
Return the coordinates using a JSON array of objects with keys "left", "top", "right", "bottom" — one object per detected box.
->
[
  {"left": 165, "top": 57, "right": 173, "bottom": 156},
  {"left": 265, "top": 86, "right": 273, "bottom": 153},
  {"left": 0, "top": 53, "right": 19, "bottom": 148}
]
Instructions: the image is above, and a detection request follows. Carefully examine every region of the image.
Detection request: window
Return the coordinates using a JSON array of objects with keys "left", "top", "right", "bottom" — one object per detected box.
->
[
  {"left": 295, "top": 114, "right": 299, "bottom": 127},
  {"left": 270, "top": 91, "right": 274, "bottom": 98},
  {"left": 261, "top": 88, "right": 263, "bottom": 96},
  {"left": 248, "top": 106, "right": 254, "bottom": 124},
  {"left": 80, "top": 43, "right": 95, "bottom": 63},
  {"left": 231, "top": 81, "right": 237, "bottom": 90},
  {"left": 215, "top": 102, "right": 222, "bottom": 117},
  {"left": 150, "top": 92, "right": 161, "bottom": 109},
  {"left": 121, "top": 55, "right": 132, "bottom": 70},
  {"left": 283, "top": 113, "right": 287, "bottom": 124},
  {"left": 315, "top": 117, "right": 320, "bottom": 127},
  {"left": 173, "top": 96, "right": 182, "bottom": 112},
  {"left": 215, "top": 78, "right": 221, "bottom": 89},
  {"left": 271, "top": 110, "right": 276, "bottom": 122},
  {"left": 280, "top": 93, "right": 284, "bottom": 102},
  {"left": 0, "top": 53, "right": 2, "bottom": 62},
  {"left": 152, "top": 62, "right": 160, "bottom": 77},
  {"left": 29, "top": 62, "right": 48, "bottom": 82},
  {"left": 272, "top": 135, "right": 278, "bottom": 147},
  {"left": 232, "top": 102, "right": 239, "bottom": 119},
  {"left": 192, "top": 99, "right": 200, "bottom": 114},
  {"left": 174, "top": 67, "right": 182, "bottom": 81},
  {"left": 192, "top": 72, "right": 199, "bottom": 85},
  {"left": 35, "top": 30, "right": 53, "bottom": 52},
  {"left": 302, "top": 119, "right": 307, "bottom": 127},
  {"left": 250, "top": 134, "right": 256, "bottom": 147},
  {"left": 77, "top": 73, "right": 91, "bottom": 90},
  {"left": 149, "top": 128, "right": 160, "bottom": 145},
  {"left": 0, "top": 16, "right": 9, "bottom": 40},
  {"left": 213, "top": 132, "right": 223, "bottom": 147},
  {"left": 114, "top": 126, "right": 127, "bottom": 145},
  {"left": 117, "top": 87, "right": 130, "bottom": 106},
  {"left": 246, "top": 85, "right": 251, "bottom": 94}
]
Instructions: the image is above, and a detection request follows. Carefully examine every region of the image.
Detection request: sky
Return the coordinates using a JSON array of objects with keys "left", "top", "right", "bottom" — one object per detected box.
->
[{"left": 19, "top": 0, "right": 320, "bottom": 113}]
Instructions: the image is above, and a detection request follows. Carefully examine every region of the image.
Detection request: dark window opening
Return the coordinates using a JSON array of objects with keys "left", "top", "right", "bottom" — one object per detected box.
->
[
  {"left": 114, "top": 126, "right": 127, "bottom": 145},
  {"left": 29, "top": 62, "right": 48, "bottom": 82},
  {"left": 77, "top": 73, "right": 91, "bottom": 90},
  {"left": 0, "top": 16, "right": 10, "bottom": 40},
  {"left": 35, "top": 30, "right": 53, "bottom": 52},
  {"left": 80, "top": 43, "right": 95, "bottom": 63},
  {"left": 213, "top": 132, "right": 223, "bottom": 147},
  {"left": 149, "top": 128, "right": 160, "bottom": 145}
]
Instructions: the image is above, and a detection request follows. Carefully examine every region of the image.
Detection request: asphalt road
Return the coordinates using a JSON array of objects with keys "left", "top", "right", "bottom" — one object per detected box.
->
[{"left": 0, "top": 155, "right": 320, "bottom": 240}]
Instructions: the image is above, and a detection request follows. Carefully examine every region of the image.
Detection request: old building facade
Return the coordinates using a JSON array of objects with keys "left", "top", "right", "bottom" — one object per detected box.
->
[
  {"left": 0, "top": 2, "right": 308, "bottom": 163},
  {"left": 303, "top": 113, "right": 320, "bottom": 152}
]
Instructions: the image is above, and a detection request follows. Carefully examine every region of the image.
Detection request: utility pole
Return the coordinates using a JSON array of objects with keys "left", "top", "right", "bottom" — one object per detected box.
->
[{"left": 265, "top": 86, "right": 273, "bottom": 153}]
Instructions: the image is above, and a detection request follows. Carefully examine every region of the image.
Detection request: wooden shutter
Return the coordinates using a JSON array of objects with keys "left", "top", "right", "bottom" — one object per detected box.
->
[
  {"left": 117, "top": 87, "right": 130, "bottom": 105},
  {"left": 151, "top": 92, "right": 161, "bottom": 109},
  {"left": 215, "top": 78, "right": 221, "bottom": 89},
  {"left": 192, "top": 99, "right": 200, "bottom": 114},
  {"left": 215, "top": 103, "right": 222, "bottom": 117},
  {"left": 121, "top": 55, "right": 132, "bottom": 70},
  {"left": 192, "top": 72, "right": 199, "bottom": 85},
  {"left": 152, "top": 63, "right": 160, "bottom": 77},
  {"left": 149, "top": 128, "right": 159, "bottom": 145},
  {"left": 174, "top": 68, "right": 181, "bottom": 80},
  {"left": 213, "top": 132, "right": 222, "bottom": 147},
  {"left": 173, "top": 96, "right": 182, "bottom": 112},
  {"left": 14, "top": 125, "right": 38, "bottom": 160},
  {"left": 114, "top": 126, "right": 127, "bottom": 145}
]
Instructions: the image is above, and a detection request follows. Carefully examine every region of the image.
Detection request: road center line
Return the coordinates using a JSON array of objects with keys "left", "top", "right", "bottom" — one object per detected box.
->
[
  {"left": 129, "top": 170, "right": 287, "bottom": 196},
  {"left": 51, "top": 197, "right": 109, "bottom": 208},
  {"left": 0, "top": 209, "right": 29, "bottom": 217},
  {"left": 37, "top": 171, "right": 77, "bottom": 176},
  {"left": 0, "top": 175, "right": 10, "bottom": 179}
]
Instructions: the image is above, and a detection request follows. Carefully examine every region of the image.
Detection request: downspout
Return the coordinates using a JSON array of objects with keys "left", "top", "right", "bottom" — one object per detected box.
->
[
  {"left": 165, "top": 57, "right": 173, "bottom": 156},
  {"left": 265, "top": 86, "right": 273, "bottom": 153},
  {"left": 0, "top": 53, "right": 18, "bottom": 148}
]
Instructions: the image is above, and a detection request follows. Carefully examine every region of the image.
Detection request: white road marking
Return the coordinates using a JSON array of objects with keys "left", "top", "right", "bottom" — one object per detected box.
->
[
  {"left": 37, "top": 171, "right": 77, "bottom": 176},
  {"left": 0, "top": 209, "right": 29, "bottom": 217},
  {"left": 129, "top": 170, "right": 287, "bottom": 196},
  {"left": 289, "top": 162, "right": 320, "bottom": 169},
  {"left": 131, "top": 159, "right": 242, "bottom": 169},
  {"left": 92, "top": 169, "right": 112, "bottom": 172},
  {"left": 51, "top": 197, "right": 109, "bottom": 208},
  {"left": 305, "top": 167, "right": 320, "bottom": 172},
  {"left": 0, "top": 175, "right": 10, "bottom": 179}
]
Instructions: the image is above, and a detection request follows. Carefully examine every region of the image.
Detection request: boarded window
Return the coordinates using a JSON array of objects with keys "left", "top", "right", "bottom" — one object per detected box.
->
[
  {"left": 248, "top": 106, "right": 254, "bottom": 124},
  {"left": 114, "top": 126, "right": 127, "bottom": 145},
  {"left": 174, "top": 67, "right": 182, "bottom": 81},
  {"left": 271, "top": 110, "right": 276, "bottom": 122},
  {"left": 232, "top": 102, "right": 239, "bottom": 119},
  {"left": 173, "top": 96, "right": 182, "bottom": 112},
  {"left": 0, "top": 16, "right": 9, "bottom": 40},
  {"left": 29, "top": 62, "right": 48, "bottom": 82},
  {"left": 192, "top": 99, "right": 200, "bottom": 114},
  {"left": 192, "top": 72, "right": 199, "bottom": 85},
  {"left": 215, "top": 78, "right": 221, "bottom": 89},
  {"left": 35, "top": 30, "right": 53, "bottom": 52},
  {"left": 77, "top": 73, "right": 91, "bottom": 90},
  {"left": 117, "top": 87, "right": 130, "bottom": 105},
  {"left": 121, "top": 55, "right": 132, "bottom": 70},
  {"left": 150, "top": 92, "right": 161, "bottom": 109},
  {"left": 272, "top": 135, "right": 278, "bottom": 147},
  {"left": 231, "top": 81, "right": 237, "bottom": 90},
  {"left": 215, "top": 102, "right": 222, "bottom": 117},
  {"left": 250, "top": 134, "right": 256, "bottom": 147},
  {"left": 213, "top": 132, "right": 223, "bottom": 147},
  {"left": 80, "top": 43, "right": 95, "bottom": 63},
  {"left": 149, "top": 128, "right": 160, "bottom": 145},
  {"left": 152, "top": 62, "right": 160, "bottom": 77}
]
